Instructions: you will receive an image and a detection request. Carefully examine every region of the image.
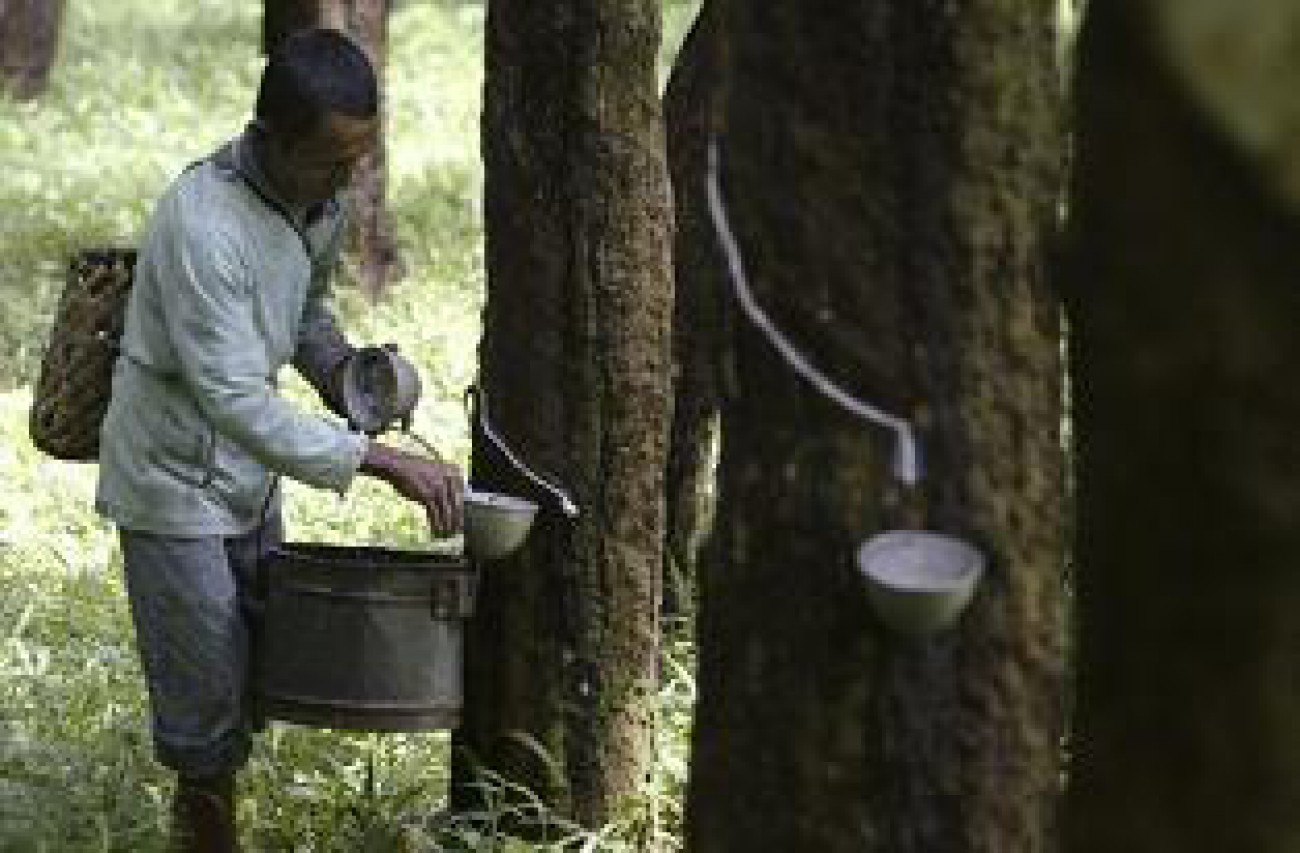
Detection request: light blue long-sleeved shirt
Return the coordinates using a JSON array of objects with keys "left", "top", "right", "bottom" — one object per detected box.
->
[{"left": 95, "top": 129, "right": 368, "bottom": 535}]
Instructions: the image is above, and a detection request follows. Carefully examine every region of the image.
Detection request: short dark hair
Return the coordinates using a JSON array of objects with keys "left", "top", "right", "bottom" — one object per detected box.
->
[{"left": 255, "top": 29, "right": 378, "bottom": 136}]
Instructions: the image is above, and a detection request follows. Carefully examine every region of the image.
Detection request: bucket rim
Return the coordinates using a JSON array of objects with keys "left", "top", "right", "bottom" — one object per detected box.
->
[{"left": 266, "top": 542, "right": 470, "bottom": 571}]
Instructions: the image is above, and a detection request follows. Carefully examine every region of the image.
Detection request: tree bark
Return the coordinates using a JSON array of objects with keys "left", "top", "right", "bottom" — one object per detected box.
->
[
  {"left": 452, "top": 0, "right": 672, "bottom": 831},
  {"left": 0, "top": 0, "right": 64, "bottom": 101},
  {"left": 322, "top": 0, "right": 403, "bottom": 296},
  {"left": 683, "top": 2, "right": 1067, "bottom": 851},
  {"left": 662, "top": 4, "right": 726, "bottom": 617},
  {"left": 263, "top": 0, "right": 403, "bottom": 297},
  {"left": 1063, "top": 3, "right": 1300, "bottom": 851}
]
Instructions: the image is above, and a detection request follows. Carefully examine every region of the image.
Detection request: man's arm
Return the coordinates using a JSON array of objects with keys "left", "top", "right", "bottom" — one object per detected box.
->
[
  {"left": 293, "top": 212, "right": 354, "bottom": 418},
  {"left": 160, "top": 199, "right": 462, "bottom": 531}
]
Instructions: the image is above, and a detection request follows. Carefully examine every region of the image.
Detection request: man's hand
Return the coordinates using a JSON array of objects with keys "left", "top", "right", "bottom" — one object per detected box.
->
[{"left": 359, "top": 442, "right": 464, "bottom": 536}]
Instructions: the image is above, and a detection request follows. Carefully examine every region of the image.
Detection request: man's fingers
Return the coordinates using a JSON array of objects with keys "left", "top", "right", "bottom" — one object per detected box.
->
[
  {"left": 391, "top": 455, "right": 466, "bottom": 537},
  {"left": 435, "top": 474, "right": 462, "bottom": 536},
  {"left": 425, "top": 505, "right": 444, "bottom": 537},
  {"left": 430, "top": 486, "right": 452, "bottom": 536},
  {"left": 445, "top": 469, "right": 465, "bottom": 532},
  {"left": 424, "top": 479, "right": 450, "bottom": 535},
  {"left": 419, "top": 473, "right": 445, "bottom": 535}
]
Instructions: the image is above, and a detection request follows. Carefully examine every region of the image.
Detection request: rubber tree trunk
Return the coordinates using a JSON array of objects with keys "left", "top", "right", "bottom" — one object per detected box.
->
[
  {"left": 1063, "top": 3, "right": 1300, "bottom": 851},
  {"left": 263, "top": 0, "right": 402, "bottom": 297},
  {"left": 451, "top": 0, "right": 673, "bottom": 831},
  {"left": 681, "top": 2, "right": 1068, "bottom": 851},
  {"left": 661, "top": 4, "right": 726, "bottom": 618},
  {"left": 0, "top": 0, "right": 64, "bottom": 100}
]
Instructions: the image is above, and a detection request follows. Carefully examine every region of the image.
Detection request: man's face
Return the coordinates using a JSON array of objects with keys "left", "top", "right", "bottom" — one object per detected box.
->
[{"left": 267, "top": 111, "right": 378, "bottom": 207}]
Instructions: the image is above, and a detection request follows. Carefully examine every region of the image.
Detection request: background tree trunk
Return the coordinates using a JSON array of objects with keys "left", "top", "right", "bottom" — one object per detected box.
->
[
  {"left": 1063, "top": 3, "right": 1300, "bottom": 851},
  {"left": 263, "top": 0, "right": 402, "bottom": 296},
  {"left": 262, "top": 0, "right": 319, "bottom": 54},
  {"left": 662, "top": 4, "right": 725, "bottom": 618},
  {"left": 0, "top": 0, "right": 65, "bottom": 100},
  {"left": 321, "top": 0, "right": 402, "bottom": 296},
  {"left": 452, "top": 0, "right": 673, "bottom": 830},
  {"left": 681, "top": 2, "right": 1067, "bottom": 851}
]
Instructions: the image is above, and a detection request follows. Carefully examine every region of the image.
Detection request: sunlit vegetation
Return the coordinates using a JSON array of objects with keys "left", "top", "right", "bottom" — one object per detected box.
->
[{"left": 0, "top": 1, "right": 697, "bottom": 849}]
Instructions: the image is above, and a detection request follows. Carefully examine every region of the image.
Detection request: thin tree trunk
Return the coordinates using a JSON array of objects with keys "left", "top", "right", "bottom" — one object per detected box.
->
[
  {"left": 0, "top": 0, "right": 65, "bottom": 100},
  {"left": 452, "top": 0, "right": 672, "bottom": 830},
  {"left": 684, "top": 2, "right": 1067, "bottom": 851},
  {"left": 1064, "top": 3, "right": 1300, "bottom": 851},
  {"left": 322, "top": 0, "right": 402, "bottom": 296}
]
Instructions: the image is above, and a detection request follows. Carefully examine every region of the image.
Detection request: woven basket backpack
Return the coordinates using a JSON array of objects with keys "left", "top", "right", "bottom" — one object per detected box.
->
[
  {"left": 29, "top": 249, "right": 137, "bottom": 461},
  {"left": 29, "top": 145, "right": 324, "bottom": 462}
]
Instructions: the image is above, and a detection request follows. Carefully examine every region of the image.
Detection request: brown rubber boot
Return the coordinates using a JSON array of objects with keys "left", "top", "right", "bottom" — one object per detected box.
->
[{"left": 171, "top": 772, "right": 240, "bottom": 853}]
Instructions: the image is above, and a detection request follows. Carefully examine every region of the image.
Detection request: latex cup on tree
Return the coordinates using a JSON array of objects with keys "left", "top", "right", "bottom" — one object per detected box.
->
[
  {"left": 705, "top": 137, "right": 985, "bottom": 637},
  {"left": 856, "top": 530, "right": 985, "bottom": 636},
  {"left": 459, "top": 384, "right": 578, "bottom": 562},
  {"left": 463, "top": 490, "right": 539, "bottom": 561}
]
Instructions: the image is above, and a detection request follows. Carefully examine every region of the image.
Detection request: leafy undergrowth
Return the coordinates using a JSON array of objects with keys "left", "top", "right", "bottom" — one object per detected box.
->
[{"left": 0, "top": 394, "right": 692, "bottom": 849}]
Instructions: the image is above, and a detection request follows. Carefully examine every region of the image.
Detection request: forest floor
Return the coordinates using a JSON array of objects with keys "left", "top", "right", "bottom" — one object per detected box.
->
[{"left": 0, "top": 1, "right": 697, "bottom": 849}]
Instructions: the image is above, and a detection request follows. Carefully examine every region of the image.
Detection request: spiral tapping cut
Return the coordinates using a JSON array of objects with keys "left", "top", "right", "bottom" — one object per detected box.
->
[
  {"left": 468, "top": 385, "right": 580, "bottom": 518},
  {"left": 704, "top": 140, "right": 921, "bottom": 487}
]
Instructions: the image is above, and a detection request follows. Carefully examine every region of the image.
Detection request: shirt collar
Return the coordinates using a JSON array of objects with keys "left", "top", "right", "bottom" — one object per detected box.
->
[{"left": 235, "top": 122, "right": 334, "bottom": 228}]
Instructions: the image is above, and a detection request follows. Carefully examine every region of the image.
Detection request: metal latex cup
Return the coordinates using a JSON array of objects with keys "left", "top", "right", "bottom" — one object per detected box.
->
[{"left": 340, "top": 346, "right": 422, "bottom": 434}]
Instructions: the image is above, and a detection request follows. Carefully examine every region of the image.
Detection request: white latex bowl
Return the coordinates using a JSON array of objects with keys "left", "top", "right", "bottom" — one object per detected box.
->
[
  {"left": 856, "top": 530, "right": 985, "bottom": 636},
  {"left": 465, "top": 490, "right": 539, "bottom": 561}
]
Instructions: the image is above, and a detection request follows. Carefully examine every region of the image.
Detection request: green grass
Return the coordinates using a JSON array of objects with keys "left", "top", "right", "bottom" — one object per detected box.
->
[{"left": 0, "top": 0, "right": 698, "bottom": 849}]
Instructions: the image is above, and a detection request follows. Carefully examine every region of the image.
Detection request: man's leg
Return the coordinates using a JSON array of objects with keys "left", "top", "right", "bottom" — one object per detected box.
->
[
  {"left": 225, "top": 513, "right": 283, "bottom": 735},
  {"left": 119, "top": 514, "right": 281, "bottom": 852}
]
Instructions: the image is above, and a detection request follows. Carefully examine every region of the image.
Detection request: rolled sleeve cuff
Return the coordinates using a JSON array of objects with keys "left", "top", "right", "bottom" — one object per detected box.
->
[
  {"left": 329, "top": 431, "right": 370, "bottom": 494},
  {"left": 294, "top": 328, "right": 354, "bottom": 392}
]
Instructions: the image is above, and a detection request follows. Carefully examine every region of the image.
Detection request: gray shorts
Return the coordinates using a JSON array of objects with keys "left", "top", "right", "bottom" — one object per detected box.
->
[{"left": 119, "top": 514, "right": 281, "bottom": 779}]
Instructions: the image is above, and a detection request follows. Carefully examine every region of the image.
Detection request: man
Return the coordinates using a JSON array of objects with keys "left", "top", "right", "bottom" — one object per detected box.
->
[{"left": 94, "top": 29, "right": 462, "bottom": 851}]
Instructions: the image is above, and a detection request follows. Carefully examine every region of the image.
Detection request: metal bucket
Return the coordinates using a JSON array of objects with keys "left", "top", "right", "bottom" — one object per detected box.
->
[{"left": 253, "top": 543, "right": 476, "bottom": 732}]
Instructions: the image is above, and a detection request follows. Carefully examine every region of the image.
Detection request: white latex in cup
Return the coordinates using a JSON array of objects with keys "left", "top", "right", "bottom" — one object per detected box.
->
[
  {"left": 856, "top": 530, "right": 984, "bottom": 636},
  {"left": 463, "top": 489, "right": 539, "bottom": 561}
]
